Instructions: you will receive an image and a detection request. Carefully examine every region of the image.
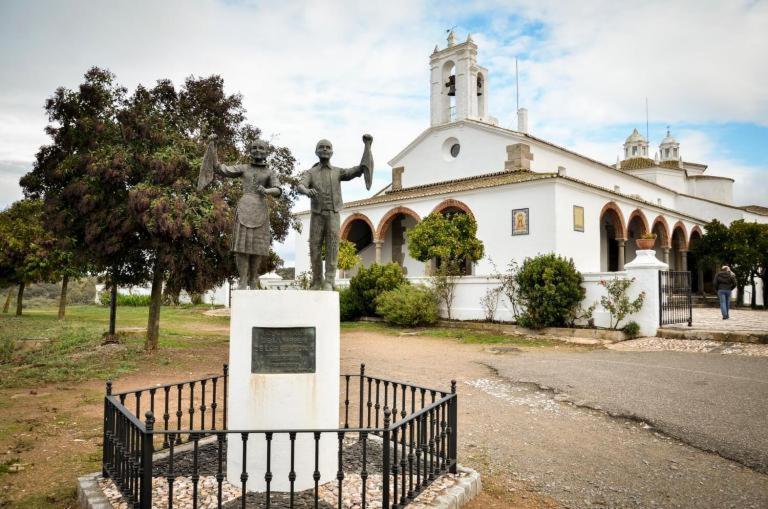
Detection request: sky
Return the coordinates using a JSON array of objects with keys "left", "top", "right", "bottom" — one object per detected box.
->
[{"left": 1, "top": 0, "right": 767, "bottom": 266}]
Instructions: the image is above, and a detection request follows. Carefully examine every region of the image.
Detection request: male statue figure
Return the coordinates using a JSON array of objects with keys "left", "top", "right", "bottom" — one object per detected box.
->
[
  {"left": 198, "top": 136, "right": 282, "bottom": 289},
  {"left": 297, "top": 135, "right": 373, "bottom": 290}
]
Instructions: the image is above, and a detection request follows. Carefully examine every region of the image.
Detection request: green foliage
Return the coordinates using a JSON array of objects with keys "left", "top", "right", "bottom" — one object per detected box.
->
[
  {"left": 337, "top": 239, "right": 362, "bottom": 272},
  {"left": 407, "top": 212, "right": 484, "bottom": 266},
  {"left": 515, "top": 254, "right": 585, "bottom": 329},
  {"left": 692, "top": 219, "right": 768, "bottom": 307},
  {"left": 338, "top": 287, "right": 360, "bottom": 322},
  {"left": 99, "top": 292, "right": 152, "bottom": 306},
  {"left": 375, "top": 285, "right": 439, "bottom": 326},
  {"left": 623, "top": 321, "right": 641, "bottom": 338},
  {"left": 348, "top": 263, "right": 408, "bottom": 316},
  {"left": 599, "top": 277, "right": 645, "bottom": 329}
]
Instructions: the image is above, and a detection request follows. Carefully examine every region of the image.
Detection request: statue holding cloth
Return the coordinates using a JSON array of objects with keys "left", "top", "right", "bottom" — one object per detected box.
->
[
  {"left": 198, "top": 136, "right": 282, "bottom": 289},
  {"left": 297, "top": 135, "right": 373, "bottom": 290}
]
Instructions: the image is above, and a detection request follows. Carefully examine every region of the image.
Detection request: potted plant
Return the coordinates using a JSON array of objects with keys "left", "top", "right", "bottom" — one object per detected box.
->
[{"left": 636, "top": 232, "right": 656, "bottom": 249}]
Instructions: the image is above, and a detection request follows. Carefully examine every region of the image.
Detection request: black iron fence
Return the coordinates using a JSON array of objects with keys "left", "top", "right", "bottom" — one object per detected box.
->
[
  {"left": 659, "top": 270, "right": 692, "bottom": 327},
  {"left": 102, "top": 364, "right": 457, "bottom": 509}
]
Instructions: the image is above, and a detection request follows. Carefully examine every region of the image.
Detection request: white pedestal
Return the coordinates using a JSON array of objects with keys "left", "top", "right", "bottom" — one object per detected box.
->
[
  {"left": 625, "top": 249, "right": 667, "bottom": 337},
  {"left": 227, "top": 290, "right": 340, "bottom": 492}
]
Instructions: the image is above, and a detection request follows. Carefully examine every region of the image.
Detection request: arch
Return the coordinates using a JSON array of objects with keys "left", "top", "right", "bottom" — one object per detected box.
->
[
  {"left": 672, "top": 221, "right": 688, "bottom": 249},
  {"left": 599, "top": 202, "right": 626, "bottom": 240},
  {"left": 431, "top": 199, "right": 476, "bottom": 221},
  {"left": 689, "top": 225, "right": 703, "bottom": 244},
  {"left": 627, "top": 209, "right": 650, "bottom": 235},
  {"left": 340, "top": 213, "right": 374, "bottom": 241},
  {"left": 375, "top": 206, "right": 421, "bottom": 241},
  {"left": 651, "top": 216, "right": 671, "bottom": 248}
]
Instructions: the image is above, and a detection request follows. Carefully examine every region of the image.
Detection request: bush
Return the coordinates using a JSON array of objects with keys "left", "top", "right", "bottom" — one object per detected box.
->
[
  {"left": 0, "top": 337, "right": 15, "bottom": 364},
  {"left": 515, "top": 254, "right": 585, "bottom": 329},
  {"left": 339, "top": 287, "right": 360, "bottom": 322},
  {"left": 348, "top": 263, "right": 408, "bottom": 316},
  {"left": 623, "top": 321, "right": 641, "bottom": 338},
  {"left": 376, "top": 285, "right": 439, "bottom": 326},
  {"left": 99, "top": 291, "right": 152, "bottom": 306},
  {"left": 599, "top": 277, "right": 645, "bottom": 329}
]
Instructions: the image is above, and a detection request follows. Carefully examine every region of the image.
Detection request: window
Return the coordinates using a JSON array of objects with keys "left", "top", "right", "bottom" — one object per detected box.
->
[
  {"left": 450, "top": 143, "right": 460, "bottom": 158},
  {"left": 665, "top": 148, "right": 670, "bottom": 157},
  {"left": 632, "top": 146, "right": 637, "bottom": 155}
]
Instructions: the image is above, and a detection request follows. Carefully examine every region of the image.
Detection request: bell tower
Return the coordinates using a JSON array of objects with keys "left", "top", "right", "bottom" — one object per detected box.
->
[{"left": 430, "top": 31, "right": 493, "bottom": 126}]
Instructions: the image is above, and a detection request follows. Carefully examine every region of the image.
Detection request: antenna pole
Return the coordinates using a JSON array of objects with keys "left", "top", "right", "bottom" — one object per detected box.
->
[
  {"left": 516, "top": 58, "right": 520, "bottom": 111},
  {"left": 645, "top": 97, "right": 649, "bottom": 143}
]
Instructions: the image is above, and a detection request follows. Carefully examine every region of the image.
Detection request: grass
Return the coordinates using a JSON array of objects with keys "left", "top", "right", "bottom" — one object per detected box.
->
[
  {"left": 341, "top": 320, "right": 564, "bottom": 347},
  {"left": 0, "top": 305, "right": 229, "bottom": 388}
]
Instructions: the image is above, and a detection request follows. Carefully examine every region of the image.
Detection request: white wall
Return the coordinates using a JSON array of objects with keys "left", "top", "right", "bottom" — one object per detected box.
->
[{"left": 686, "top": 177, "right": 734, "bottom": 205}]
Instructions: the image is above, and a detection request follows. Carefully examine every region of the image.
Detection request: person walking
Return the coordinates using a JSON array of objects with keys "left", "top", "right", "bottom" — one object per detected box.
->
[{"left": 713, "top": 265, "right": 737, "bottom": 320}]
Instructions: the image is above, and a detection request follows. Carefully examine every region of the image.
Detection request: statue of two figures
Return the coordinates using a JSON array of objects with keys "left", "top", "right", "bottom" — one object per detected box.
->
[{"left": 198, "top": 134, "right": 373, "bottom": 290}]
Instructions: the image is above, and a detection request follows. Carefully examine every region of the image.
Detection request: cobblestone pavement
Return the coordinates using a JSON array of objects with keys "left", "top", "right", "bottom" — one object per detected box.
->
[{"left": 665, "top": 307, "right": 768, "bottom": 331}]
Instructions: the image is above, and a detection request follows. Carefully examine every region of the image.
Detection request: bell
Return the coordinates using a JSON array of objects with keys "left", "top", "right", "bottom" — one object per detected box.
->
[{"left": 445, "top": 75, "right": 456, "bottom": 96}]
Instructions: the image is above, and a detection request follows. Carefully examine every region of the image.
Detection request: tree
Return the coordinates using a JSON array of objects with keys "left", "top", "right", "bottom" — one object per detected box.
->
[
  {"left": 692, "top": 219, "right": 765, "bottom": 308},
  {"left": 337, "top": 239, "right": 361, "bottom": 278},
  {"left": 599, "top": 276, "right": 645, "bottom": 329},
  {"left": 407, "top": 212, "right": 484, "bottom": 270},
  {"left": 0, "top": 199, "right": 66, "bottom": 316},
  {"left": 22, "top": 68, "right": 300, "bottom": 350},
  {"left": 120, "top": 76, "right": 298, "bottom": 350},
  {"left": 21, "top": 67, "right": 150, "bottom": 338},
  {"left": 407, "top": 212, "right": 484, "bottom": 319}
]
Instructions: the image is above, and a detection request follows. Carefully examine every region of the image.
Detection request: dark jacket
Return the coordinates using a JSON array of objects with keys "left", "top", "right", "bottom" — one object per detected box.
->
[
  {"left": 713, "top": 271, "right": 737, "bottom": 292},
  {"left": 301, "top": 163, "right": 364, "bottom": 213}
]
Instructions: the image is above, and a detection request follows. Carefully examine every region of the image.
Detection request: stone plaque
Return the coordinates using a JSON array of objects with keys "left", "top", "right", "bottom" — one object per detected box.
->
[{"left": 251, "top": 327, "right": 316, "bottom": 374}]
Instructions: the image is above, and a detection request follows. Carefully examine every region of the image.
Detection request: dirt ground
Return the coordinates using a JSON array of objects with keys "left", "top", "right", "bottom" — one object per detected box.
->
[{"left": 2, "top": 324, "right": 767, "bottom": 508}]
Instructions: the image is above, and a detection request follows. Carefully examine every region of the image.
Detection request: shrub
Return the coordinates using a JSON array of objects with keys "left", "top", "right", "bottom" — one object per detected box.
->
[
  {"left": 0, "top": 337, "right": 15, "bottom": 364},
  {"left": 623, "top": 321, "right": 641, "bottom": 338},
  {"left": 515, "top": 254, "right": 585, "bottom": 329},
  {"left": 99, "top": 291, "right": 152, "bottom": 306},
  {"left": 599, "top": 277, "right": 645, "bottom": 329},
  {"left": 375, "top": 285, "right": 439, "bottom": 326},
  {"left": 480, "top": 286, "right": 502, "bottom": 322},
  {"left": 348, "top": 263, "right": 408, "bottom": 316},
  {"left": 339, "top": 287, "right": 360, "bottom": 322}
]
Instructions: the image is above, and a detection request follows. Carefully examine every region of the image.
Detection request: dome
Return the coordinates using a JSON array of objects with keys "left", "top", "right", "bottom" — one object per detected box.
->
[
  {"left": 625, "top": 128, "right": 647, "bottom": 143},
  {"left": 660, "top": 129, "right": 678, "bottom": 146}
]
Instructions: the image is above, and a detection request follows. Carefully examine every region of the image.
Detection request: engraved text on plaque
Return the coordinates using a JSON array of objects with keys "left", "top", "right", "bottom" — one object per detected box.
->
[{"left": 251, "top": 327, "right": 316, "bottom": 374}]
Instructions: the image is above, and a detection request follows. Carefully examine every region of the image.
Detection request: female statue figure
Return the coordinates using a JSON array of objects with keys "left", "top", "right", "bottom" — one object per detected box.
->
[{"left": 198, "top": 136, "right": 282, "bottom": 289}]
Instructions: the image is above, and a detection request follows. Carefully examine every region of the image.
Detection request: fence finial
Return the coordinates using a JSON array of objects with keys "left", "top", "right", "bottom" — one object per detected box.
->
[{"left": 106, "top": 380, "right": 112, "bottom": 395}]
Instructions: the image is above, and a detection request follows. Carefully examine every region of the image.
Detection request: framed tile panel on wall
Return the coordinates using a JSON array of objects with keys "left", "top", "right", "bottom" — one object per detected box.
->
[
  {"left": 573, "top": 205, "right": 584, "bottom": 232},
  {"left": 511, "top": 208, "right": 529, "bottom": 235}
]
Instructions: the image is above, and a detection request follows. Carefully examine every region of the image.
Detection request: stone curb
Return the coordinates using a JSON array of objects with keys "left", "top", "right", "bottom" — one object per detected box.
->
[
  {"left": 658, "top": 328, "right": 768, "bottom": 344},
  {"left": 77, "top": 473, "right": 112, "bottom": 509},
  {"left": 81, "top": 436, "right": 481, "bottom": 508},
  {"left": 434, "top": 465, "right": 482, "bottom": 509}
]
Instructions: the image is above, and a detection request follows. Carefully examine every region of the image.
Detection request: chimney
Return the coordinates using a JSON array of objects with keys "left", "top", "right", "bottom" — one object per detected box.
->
[
  {"left": 505, "top": 143, "right": 533, "bottom": 172},
  {"left": 391, "top": 166, "right": 405, "bottom": 191},
  {"left": 557, "top": 166, "right": 566, "bottom": 176},
  {"left": 517, "top": 108, "right": 529, "bottom": 133}
]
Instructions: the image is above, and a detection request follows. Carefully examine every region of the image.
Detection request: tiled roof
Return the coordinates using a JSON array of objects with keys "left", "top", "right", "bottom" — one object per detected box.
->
[
  {"left": 343, "top": 170, "right": 556, "bottom": 208},
  {"left": 620, "top": 157, "right": 655, "bottom": 170},
  {"left": 659, "top": 160, "right": 682, "bottom": 169}
]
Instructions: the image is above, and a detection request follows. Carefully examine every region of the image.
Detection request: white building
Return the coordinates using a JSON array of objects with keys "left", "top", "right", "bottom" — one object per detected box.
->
[{"left": 294, "top": 32, "right": 767, "bottom": 319}]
